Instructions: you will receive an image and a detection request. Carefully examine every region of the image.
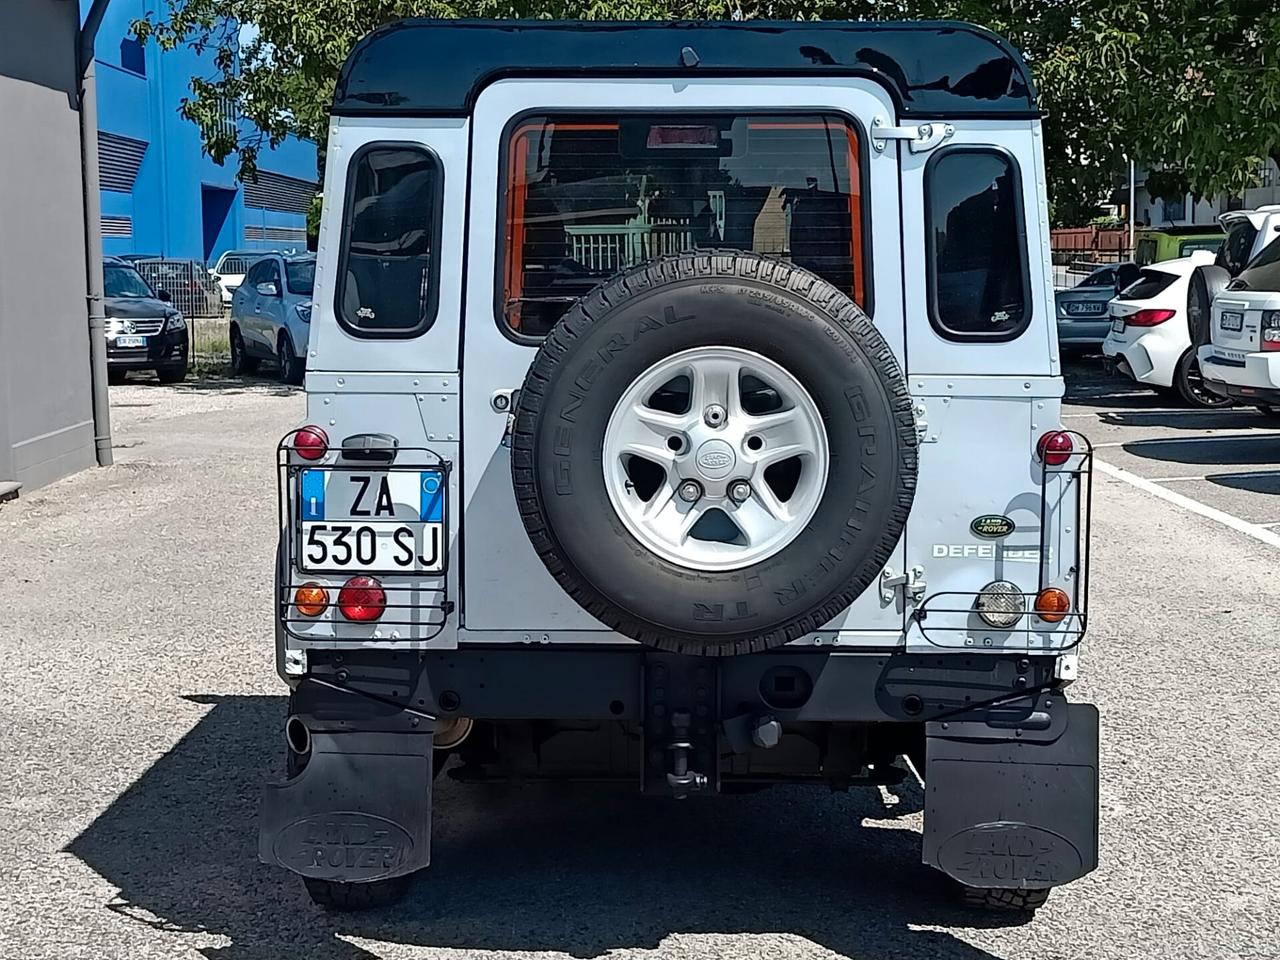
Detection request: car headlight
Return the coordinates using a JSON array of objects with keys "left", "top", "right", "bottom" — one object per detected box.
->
[
  {"left": 165, "top": 312, "right": 186, "bottom": 332},
  {"left": 295, "top": 303, "right": 312, "bottom": 324}
]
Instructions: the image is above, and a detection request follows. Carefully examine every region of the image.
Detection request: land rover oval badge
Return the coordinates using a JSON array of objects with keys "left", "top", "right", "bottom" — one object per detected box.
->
[{"left": 971, "top": 515, "right": 1015, "bottom": 539}]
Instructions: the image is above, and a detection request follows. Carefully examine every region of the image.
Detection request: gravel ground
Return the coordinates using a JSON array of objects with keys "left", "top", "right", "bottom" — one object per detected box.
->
[{"left": 1, "top": 373, "right": 1277, "bottom": 960}]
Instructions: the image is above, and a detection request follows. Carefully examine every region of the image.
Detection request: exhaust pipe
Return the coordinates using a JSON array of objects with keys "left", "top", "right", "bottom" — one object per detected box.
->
[
  {"left": 285, "top": 715, "right": 312, "bottom": 758},
  {"left": 434, "top": 716, "right": 473, "bottom": 750}
]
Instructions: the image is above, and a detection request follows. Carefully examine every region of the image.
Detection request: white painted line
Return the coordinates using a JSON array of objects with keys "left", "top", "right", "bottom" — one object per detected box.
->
[
  {"left": 1147, "top": 470, "right": 1280, "bottom": 483},
  {"left": 1093, "top": 432, "right": 1280, "bottom": 448},
  {"left": 1063, "top": 408, "right": 1246, "bottom": 419},
  {"left": 1095, "top": 459, "right": 1280, "bottom": 550},
  {"left": 1260, "top": 521, "right": 1280, "bottom": 529}
]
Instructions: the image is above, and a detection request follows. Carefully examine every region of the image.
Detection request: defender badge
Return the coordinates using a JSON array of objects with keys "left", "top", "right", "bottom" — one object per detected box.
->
[{"left": 970, "top": 515, "right": 1015, "bottom": 539}]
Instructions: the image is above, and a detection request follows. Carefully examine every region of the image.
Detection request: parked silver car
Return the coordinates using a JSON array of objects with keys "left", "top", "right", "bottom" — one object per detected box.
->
[
  {"left": 1055, "top": 262, "right": 1138, "bottom": 349},
  {"left": 228, "top": 252, "right": 314, "bottom": 384}
]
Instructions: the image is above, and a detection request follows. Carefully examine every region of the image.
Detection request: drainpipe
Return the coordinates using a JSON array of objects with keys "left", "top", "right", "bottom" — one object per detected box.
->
[{"left": 80, "top": 0, "right": 113, "bottom": 467}]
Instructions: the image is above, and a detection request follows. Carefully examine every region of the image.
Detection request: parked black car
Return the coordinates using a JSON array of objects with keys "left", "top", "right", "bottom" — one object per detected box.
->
[{"left": 103, "top": 257, "right": 188, "bottom": 383}]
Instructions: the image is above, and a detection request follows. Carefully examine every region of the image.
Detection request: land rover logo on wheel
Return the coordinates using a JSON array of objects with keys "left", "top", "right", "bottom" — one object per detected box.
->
[
  {"left": 695, "top": 440, "right": 736, "bottom": 479},
  {"left": 971, "top": 515, "right": 1015, "bottom": 539}
]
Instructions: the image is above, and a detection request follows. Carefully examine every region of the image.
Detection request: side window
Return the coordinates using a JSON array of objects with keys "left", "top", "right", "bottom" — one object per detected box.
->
[
  {"left": 260, "top": 260, "right": 281, "bottom": 288},
  {"left": 336, "top": 143, "right": 442, "bottom": 337},
  {"left": 244, "top": 261, "right": 266, "bottom": 286},
  {"left": 925, "top": 148, "right": 1030, "bottom": 341}
]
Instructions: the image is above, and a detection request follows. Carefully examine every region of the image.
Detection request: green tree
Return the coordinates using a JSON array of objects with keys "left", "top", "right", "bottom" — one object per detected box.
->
[{"left": 134, "top": 1, "right": 1280, "bottom": 225}]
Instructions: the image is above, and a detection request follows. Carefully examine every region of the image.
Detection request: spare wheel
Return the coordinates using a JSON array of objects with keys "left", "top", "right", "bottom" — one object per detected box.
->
[{"left": 511, "top": 251, "right": 917, "bottom": 656}]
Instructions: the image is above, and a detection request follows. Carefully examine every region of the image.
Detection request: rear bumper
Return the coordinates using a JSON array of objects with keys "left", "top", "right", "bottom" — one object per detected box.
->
[
  {"left": 260, "top": 648, "right": 1099, "bottom": 890},
  {"left": 1102, "top": 331, "right": 1180, "bottom": 387},
  {"left": 1056, "top": 317, "right": 1110, "bottom": 345},
  {"left": 1198, "top": 347, "right": 1280, "bottom": 402}
]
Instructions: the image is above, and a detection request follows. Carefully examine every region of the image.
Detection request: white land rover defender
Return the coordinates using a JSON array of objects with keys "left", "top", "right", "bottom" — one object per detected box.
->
[{"left": 261, "top": 20, "right": 1098, "bottom": 915}]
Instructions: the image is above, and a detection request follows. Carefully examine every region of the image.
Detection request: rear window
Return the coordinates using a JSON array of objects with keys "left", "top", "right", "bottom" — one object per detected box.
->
[
  {"left": 1179, "top": 238, "right": 1221, "bottom": 258},
  {"left": 1116, "top": 268, "right": 1177, "bottom": 301},
  {"left": 218, "top": 256, "right": 253, "bottom": 276},
  {"left": 925, "top": 148, "right": 1029, "bottom": 340},
  {"left": 1217, "top": 221, "right": 1258, "bottom": 275},
  {"left": 499, "top": 113, "right": 867, "bottom": 338},
  {"left": 336, "top": 143, "right": 442, "bottom": 337},
  {"left": 1230, "top": 236, "right": 1280, "bottom": 291}
]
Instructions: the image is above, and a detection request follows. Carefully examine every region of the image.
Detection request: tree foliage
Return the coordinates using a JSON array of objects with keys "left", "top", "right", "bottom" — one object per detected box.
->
[{"left": 133, "top": 1, "right": 1280, "bottom": 225}]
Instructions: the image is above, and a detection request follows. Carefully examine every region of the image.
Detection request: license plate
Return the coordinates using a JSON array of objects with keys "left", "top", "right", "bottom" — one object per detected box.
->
[
  {"left": 1221, "top": 311, "right": 1244, "bottom": 332},
  {"left": 116, "top": 335, "right": 146, "bottom": 348},
  {"left": 1111, "top": 319, "right": 1125, "bottom": 334},
  {"left": 297, "top": 469, "right": 445, "bottom": 574},
  {"left": 1066, "top": 301, "right": 1105, "bottom": 316}
]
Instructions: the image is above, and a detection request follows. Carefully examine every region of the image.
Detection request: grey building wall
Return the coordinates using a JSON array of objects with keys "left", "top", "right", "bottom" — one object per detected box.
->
[{"left": 0, "top": 1, "right": 97, "bottom": 490}]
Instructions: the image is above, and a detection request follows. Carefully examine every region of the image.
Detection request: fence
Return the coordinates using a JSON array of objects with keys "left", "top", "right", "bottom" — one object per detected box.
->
[
  {"left": 133, "top": 258, "right": 230, "bottom": 372},
  {"left": 1049, "top": 226, "right": 1131, "bottom": 290}
]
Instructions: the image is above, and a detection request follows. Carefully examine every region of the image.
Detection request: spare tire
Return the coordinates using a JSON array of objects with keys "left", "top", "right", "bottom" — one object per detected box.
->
[{"left": 511, "top": 251, "right": 917, "bottom": 655}]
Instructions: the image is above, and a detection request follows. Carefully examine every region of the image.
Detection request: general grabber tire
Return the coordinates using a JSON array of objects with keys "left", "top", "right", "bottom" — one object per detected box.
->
[{"left": 511, "top": 251, "right": 917, "bottom": 656}]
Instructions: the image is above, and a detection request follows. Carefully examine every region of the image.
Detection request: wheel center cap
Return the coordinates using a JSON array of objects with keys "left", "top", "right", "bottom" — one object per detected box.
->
[{"left": 694, "top": 439, "right": 737, "bottom": 480}]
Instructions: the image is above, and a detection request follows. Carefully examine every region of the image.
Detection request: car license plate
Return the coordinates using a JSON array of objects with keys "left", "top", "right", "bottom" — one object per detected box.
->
[
  {"left": 1067, "top": 301, "right": 1105, "bottom": 316},
  {"left": 116, "top": 335, "right": 146, "bottom": 348},
  {"left": 1221, "top": 311, "right": 1244, "bottom": 332},
  {"left": 297, "top": 468, "right": 445, "bottom": 574},
  {"left": 1111, "top": 319, "right": 1125, "bottom": 334}
]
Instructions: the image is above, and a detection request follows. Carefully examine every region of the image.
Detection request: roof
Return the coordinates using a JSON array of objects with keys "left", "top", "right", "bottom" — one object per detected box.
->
[{"left": 334, "top": 20, "right": 1037, "bottom": 120}]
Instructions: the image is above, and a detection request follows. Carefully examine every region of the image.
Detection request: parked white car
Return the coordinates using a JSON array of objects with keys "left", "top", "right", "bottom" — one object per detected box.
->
[
  {"left": 208, "top": 249, "right": 265, "bottom": 306},
  {"left": 1199, "top": 236, "right": 1280, "bottom": 414},
  {"left": 1102, "top": 250, "right": 1228, "bottom": 407}
]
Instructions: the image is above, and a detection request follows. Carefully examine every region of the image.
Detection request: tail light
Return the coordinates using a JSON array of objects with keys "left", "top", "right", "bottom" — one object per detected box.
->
[
  {"left": 1125, "top": 308, "right": 1176, "bottom": 327},
  {"left": 1262, "top": 311, "right": 1280, "bottom": 351},
  {"left": 338, "top": 576, "right": 386, "bottom": 622},
  {"left": 1034, "top": 587, "right": 1071, "bottom": 623},
  {"left": 293, "top": 425, "right": 328, "bottom": 461},
  {"left": 293, "top": 583, "right": 329, "bottom": 617},
  {"left": 1036, "top": 430, "right": 1073, "bottom": 466}
]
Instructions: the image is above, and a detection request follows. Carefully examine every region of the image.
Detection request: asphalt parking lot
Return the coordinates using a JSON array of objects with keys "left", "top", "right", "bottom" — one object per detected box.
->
[{"left": 2, "top": 367, "right": 1278, "bottom": 960}]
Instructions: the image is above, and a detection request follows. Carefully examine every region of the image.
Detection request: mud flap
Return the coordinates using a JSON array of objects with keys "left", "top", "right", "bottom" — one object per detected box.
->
[
  {"left": 923, "top": 697, "right": 1098, "bottom": 890},
  {"left": 259, "top": 689, "right": 434, "bottom": 883}
]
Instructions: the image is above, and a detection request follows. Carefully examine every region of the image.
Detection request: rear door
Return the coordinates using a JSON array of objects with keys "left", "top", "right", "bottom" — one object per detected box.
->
[{"left": 460, "top": 77, "right": 907, "bottom": 641}]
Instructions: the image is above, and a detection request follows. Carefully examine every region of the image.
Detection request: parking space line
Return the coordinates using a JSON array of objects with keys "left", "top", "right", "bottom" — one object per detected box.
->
[
  {"left": 1146, "top": 470, "right": 1280, "bottom": 483},
  {"left": 1095, "top": 459, "right": 1280, "bottom": 550},
  {"left": 1092, "top": 432, "right": 1280, "bottom": 448},
  {"left": 1062, "top": 409, "right": 1245, "bottom": 419}
]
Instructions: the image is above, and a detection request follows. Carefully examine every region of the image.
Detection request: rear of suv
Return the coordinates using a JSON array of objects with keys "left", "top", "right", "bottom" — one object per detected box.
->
[
  {"left": 259, "top": 19, "right": 1098, "bottom": 917},
  {"left": 1200, "top": 236, "right": 1280, "bottom": 412}
]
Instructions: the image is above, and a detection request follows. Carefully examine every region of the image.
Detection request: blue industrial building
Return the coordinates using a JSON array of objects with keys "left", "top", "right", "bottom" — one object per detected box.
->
[{"left": 84, "top": 0, "right": 317, "bottom": 262}]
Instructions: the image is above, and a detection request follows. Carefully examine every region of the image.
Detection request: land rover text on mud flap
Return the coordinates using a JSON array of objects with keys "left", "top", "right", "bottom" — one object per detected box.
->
[{"left": 261, "top": 19, "right": 1099, "bottom": 915}]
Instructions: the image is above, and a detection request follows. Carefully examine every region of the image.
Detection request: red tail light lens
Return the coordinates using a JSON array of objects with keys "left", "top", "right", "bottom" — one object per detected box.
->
[
  {"left": 338, "top": 576, "right": 386, "bottom": 622},
  {"left": 1037, "top": 430, "right": 1073, "bottom": 466},
  {"left": 293, "top": 425, "right": 328, "bottom": 461},
  {"left": 1125, "top": 308, "right": 1176, "bottom": 327},
  {"left": 1262, "top": 311, "right": 1280, "bottom": 351}
]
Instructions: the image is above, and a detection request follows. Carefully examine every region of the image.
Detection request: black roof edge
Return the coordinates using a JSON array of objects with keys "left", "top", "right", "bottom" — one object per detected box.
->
[{"left": 334, "top": 19, "right": 1039, "bottom": 120}]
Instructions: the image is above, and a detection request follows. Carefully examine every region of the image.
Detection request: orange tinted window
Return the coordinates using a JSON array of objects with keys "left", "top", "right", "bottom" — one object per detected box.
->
[{"left": 501, "top": 114, "right": 866, "bottom": 337}]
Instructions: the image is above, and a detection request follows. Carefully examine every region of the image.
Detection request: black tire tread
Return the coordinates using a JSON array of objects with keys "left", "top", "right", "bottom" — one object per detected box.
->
[
  {"left": 302, "top": 875, "right": 410, "bottom": 911},
  {"left": 511, "top": 250, "right": 917, "bottom": 657},
  {"left": 958, "top": 884, "right": 1050, "bottom": 914}
]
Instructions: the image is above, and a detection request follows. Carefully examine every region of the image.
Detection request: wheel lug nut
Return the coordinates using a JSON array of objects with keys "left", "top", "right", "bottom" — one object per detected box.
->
[
  {"left": 728, "top": 480, "right": 752, "bottom": 503},
  {"left": 678, "top": 480, "right": 703, "bottom": 503},
  {"left": 703, "top": 404, "right": 726, "bottom": 427}
]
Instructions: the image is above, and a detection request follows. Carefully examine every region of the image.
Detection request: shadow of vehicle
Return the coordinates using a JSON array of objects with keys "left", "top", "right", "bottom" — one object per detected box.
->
[
  {"left": 67, "top": 695, "right": 1024, "bottom": 960},
  {"left": 1119, "top": 435, "right": 1280, "bottom": 467},
  {"left": 1061, "top": 358, "right": 1167, "bottom": 410},
  {"left": 1205, "top": 471, "right": 1280, "bottom": 495},
  {"left": 1097, "top": 409, "right": 1266, "bottom": 431}
]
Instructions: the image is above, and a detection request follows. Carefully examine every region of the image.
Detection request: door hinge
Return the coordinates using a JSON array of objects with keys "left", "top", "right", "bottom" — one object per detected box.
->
[
  {"left": 913, "top": 400, "right": 936, "bottom": 444},
  {"left": 871, "top": 117, "right": 954, "bottom": 154},
  {"left": 880, "top": 564, "right": 927, "bottom": 604}
]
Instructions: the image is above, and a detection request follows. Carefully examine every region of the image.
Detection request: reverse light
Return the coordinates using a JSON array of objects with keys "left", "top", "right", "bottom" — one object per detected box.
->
[
  {"left": 338, "top": 576, "right": 386, "bottom": 622},
  {"left": 293, "top": 425, "right": 328, "bottom": 461},
  {"left": 976, "top": 580, "right": 1026, "bottom": 628},
  {"left": 1034, "top": 587, "right": 1071, "bottom": 623},
  {"left": 1262, "top": 311, "right": 1280, "bottom": 352},
  {"left": 293, "top": 583, "right": 329, "bottom": 617},
  {"left": 1036, "top": 430, "right": 1074, "bottom": 466},
  {"left": 1125, "top": 308, "right": 1176, "bottom": 327}
]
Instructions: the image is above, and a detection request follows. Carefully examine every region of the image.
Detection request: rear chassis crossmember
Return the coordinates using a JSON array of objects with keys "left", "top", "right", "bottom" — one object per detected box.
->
[{"left": 261, "top": 648, "right": 1098, "bottom": 891}]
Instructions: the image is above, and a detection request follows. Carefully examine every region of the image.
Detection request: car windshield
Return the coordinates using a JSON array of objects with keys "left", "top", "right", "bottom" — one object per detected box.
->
[
  {"left": 285, "top": 260, "right": 315, "bottom": 295},
  {"left": 1179, "top": 238, "right": 1222, "bottom": 257},
  {"left": 104, "top": 265, "right": 155, "bottom": 298}
]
